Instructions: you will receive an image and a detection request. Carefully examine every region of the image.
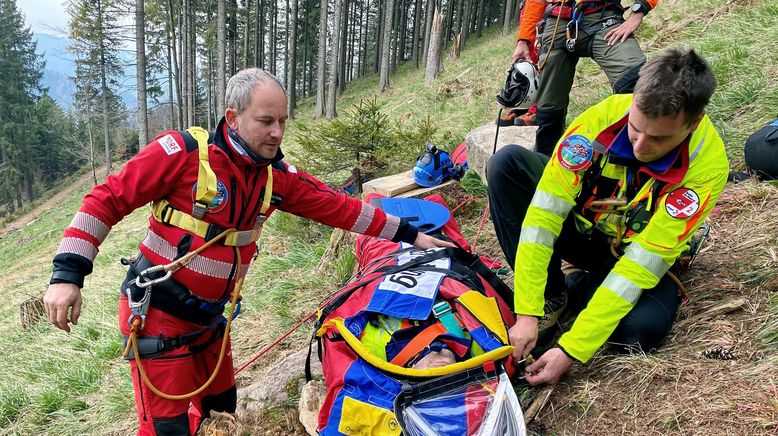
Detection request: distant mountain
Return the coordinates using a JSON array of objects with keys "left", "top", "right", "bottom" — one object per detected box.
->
[{"left": 33, "top": 33, "right": 138, "bottom": 110}]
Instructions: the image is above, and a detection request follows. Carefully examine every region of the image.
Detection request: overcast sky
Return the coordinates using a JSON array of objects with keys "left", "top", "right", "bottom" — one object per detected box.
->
[{"left": 17, "top": 0, "right": 68, "bottom": 36}]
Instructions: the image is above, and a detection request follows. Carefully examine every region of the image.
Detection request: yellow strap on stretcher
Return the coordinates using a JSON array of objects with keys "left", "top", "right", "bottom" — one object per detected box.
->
[
  {"left": 150, "top": 127, "right": 274, "bottom": 246},
  {"left": 317, "top": 317, "right": 514, "bottom": 378}
]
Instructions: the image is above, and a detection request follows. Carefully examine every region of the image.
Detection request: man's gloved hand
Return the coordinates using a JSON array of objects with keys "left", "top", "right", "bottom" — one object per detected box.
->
[
  {"left": 509, "top": 315, "right": 539, "bottom": 362},
  {"left": 523, "top": 347, "right": 573, "bottom": 385},
  {"left": 412, "top": 232, "right": 456, "bottom": 250},
  {"left": 43, "top": 283, "right": 82, "bottom": 333}
]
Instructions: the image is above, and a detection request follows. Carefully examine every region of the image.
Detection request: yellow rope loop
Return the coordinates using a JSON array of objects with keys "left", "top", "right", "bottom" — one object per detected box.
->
[{"left": 538, "top": 15, "right": 562, "bottom": 71}]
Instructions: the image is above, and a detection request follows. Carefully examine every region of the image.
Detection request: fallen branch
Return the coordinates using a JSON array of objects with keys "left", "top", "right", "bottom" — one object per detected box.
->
[{"left": 524, "top": 385, "right": 555, "bottom": 424}]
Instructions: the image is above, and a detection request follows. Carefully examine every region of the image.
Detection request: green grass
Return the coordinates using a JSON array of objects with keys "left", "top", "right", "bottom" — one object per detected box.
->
[{"left": 2, "top": 2, "right": 778, "bottom": 433}]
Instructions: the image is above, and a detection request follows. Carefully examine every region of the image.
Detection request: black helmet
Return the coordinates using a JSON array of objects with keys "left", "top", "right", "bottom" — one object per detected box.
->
[{"left": 496, "top": 61, "right": 540, "bottom": 109}]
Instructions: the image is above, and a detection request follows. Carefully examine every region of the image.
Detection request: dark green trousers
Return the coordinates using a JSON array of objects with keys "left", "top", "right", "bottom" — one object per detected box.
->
[{"left": 534, "top": 9, "right": 646, "bottom": 156}]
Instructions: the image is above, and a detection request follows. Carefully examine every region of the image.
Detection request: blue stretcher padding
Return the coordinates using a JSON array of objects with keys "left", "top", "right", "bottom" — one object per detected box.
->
[{"left": 372, "top": 197, "right": 451, "bottom": 234}]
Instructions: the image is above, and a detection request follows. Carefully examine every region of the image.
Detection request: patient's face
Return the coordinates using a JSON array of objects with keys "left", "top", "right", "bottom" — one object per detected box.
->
[{"left": 412, "top": 348, "right": 456, "bottom": 369}]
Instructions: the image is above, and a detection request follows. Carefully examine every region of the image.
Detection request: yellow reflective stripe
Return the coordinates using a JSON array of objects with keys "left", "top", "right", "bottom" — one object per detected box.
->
[
  {"left": 601, "top": 272, "right": 642, "bottom": 304},
  {"left": 624, "top": 243, "right": 671, "bottom": 279},
  {"left": 519, "top": 226, "right": 557, "bottom": 248},
  {"left": 530, "top": 190, "right": 573, "bottom": 217},
  {"left": 316, "top": 318, "right": 514, "bottom": 378},
  {"left": 188, "top": 126, "right": 218, "bottom": 218}
]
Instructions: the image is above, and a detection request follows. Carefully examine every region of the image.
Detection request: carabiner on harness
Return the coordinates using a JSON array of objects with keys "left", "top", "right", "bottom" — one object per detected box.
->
[
  {"left": 125, "top": 284, "right": 152, "bottom": 330},
  {"left": 565, "top": 6, "right": 582, "bottom": 52},
  {"left": 135, "top": 264, "right": 172, "bottom": 288}
]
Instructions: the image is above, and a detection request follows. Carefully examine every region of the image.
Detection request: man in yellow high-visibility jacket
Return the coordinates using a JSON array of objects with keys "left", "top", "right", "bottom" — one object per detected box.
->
[{"left": 486, "top": 48, "right": 728, "bottom": 385}]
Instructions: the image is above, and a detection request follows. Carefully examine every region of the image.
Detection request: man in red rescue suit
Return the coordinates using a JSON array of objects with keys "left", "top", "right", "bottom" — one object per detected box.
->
[
  {"left": 43, "top": 68, "right": 453, "bottom": 435},
  {"left": 512, "top": 0, "right": 659, "bottom": 156},
  {"left": 487, "top": 49, "right": 728, "bottom": 385}
]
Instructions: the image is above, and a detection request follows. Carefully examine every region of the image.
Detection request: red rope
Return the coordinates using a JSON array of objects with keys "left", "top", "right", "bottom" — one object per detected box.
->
[
  {"left": 451, "top": 195, "right": 477, "bottom": 215},
  {"left": 471, "top": 203, "right": 490, "bottom": 252},
  {"left": 233, "top": 310, "right": 317, "bottom": 375}
]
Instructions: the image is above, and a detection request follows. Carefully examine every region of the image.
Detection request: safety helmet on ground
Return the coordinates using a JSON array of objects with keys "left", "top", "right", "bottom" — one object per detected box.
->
[
  {"left": 412, "top": 143, "right": 465, "bottom": 188},
  {"left": 496, "top": 61, "right": 540, "bottom": 110}
]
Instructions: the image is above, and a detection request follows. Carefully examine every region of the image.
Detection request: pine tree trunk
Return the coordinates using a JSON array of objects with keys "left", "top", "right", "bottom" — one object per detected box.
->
[
  {"left": 167, "top": 0, "right": 183, "bottom": 129},
  {"left": 360, "top": 0, "right": 370, "bottom": 77},
  {"left": 244, "top": 0, "right": 251, "bottom": 68},
  {"left": 217, "top": 0, "right": 226, "bottom": 117},
  {"left": 338, "top": 0, "right": 348, "bottom": 94},
  {"left": 459, "top": 0, "right": 471, "bottom": 50},
  {"left": 476, "top": 0, "right": 484, "bottom": 37},
  {"left": 229, "top": 0, "right": 237, "bottom": 75},
  {"left": 411, "top": 0, "right": 422, "bottom": 68},
  {"left": 270, "top": 0, "right": 277, "bottom": 74},
  {"left": 422, "top": 0, "right": 435, "bottom": 67},
  {"left": 390, "top": 0, "right": 398, "bottom": 71},
  {"left": 325, "top": 0, "right": 342, "bottom": 118},
  {"left": 502, "top": 0, "right": 514, "bottom": 35},
  {"left": 444, "top": 0, "right": 454, "bottom": 48},
  {"left": 188, "top": 0, "right": 196, "bottom": 126},
  {"left": 181, "top": 0, "right": 189, "bottom": 125},
  {"left": 166, "top": 31, "right": 175, "bottom": 128},
  {"left": 135, "top": 0, "right": 149, "bottom": 148},
  {"left": 315, "top": 0, "right": 327, "bottom": 118},
  {"left": 378, "top": 0, "right": 394, "bottom": 91},
  {"left": 97, "top": 1, "right": 111, "bottom": 172},
  {"left": 288, "top": 0, "right": 298, "bottom": 117},
  {"left": 375, "top": 0, "right": 383, "bottom": 73},
  {"left": 302, "top": 0, "right": 309, "bottom": 96},
  {"left": 256, "top": 0, "right": 263, "bottom": 67},
  {"left": 398, "top": 0, "right": 407, "bottom": 63},
  {"left": 424, "top": 9, "right": 443, "bottom": 85},
  {"left": 284, "top": 0, "right": 290, "bottom": 84}
]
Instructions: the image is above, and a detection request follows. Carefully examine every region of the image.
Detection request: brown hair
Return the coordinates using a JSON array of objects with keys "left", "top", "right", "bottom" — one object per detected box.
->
[{"left": 633, "top": 48, "right": 717, "bottom": 125}]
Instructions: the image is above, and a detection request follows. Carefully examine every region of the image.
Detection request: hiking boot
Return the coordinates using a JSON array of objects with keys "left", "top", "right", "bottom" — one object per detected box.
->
[
  {"left": 533, "top": 293, "right": 569, "bottom": 355},
  {"left": 514, "top": 107, "right": 537, "bottom": 126},
  {"left": 496, "top": 108, "right": 529, "bottom": 126}
]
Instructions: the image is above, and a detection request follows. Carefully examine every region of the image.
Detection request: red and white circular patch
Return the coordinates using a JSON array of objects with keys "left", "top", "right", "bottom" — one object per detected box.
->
[{"left": 665, "top": 188, "right": 700, "bottom": 219}]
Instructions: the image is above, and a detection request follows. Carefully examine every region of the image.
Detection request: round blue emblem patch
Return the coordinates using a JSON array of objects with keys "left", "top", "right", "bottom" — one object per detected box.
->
[
  {"left": 191, "top": 180, "right": 229, "bottom": 213},
  {"left": 557, "top": 134, "right": 593, "bottom": 171}
]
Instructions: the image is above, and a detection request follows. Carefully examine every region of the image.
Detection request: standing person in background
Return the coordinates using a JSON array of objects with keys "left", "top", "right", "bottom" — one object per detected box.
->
[{"left": 512, "top": 0, "right": 658, "bottom": 156}]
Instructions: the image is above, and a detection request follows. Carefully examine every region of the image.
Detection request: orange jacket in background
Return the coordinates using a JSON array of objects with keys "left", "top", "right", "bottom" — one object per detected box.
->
[{"left": 516, "top": 0, "right": 660, "bottom": 43}]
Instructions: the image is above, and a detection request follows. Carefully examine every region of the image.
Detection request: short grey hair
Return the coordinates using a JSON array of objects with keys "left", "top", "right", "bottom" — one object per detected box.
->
[
  {"left": 633, "top": 48, "right": 716, "bottom": 125},
  {"left": 225, "top": 68, "right": 287, "bottom": 113}
]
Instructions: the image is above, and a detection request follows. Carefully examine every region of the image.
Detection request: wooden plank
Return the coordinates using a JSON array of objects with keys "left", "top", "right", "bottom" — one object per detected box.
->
[{"left": 362, "top": 170, "right": 418, "bottom": 197}]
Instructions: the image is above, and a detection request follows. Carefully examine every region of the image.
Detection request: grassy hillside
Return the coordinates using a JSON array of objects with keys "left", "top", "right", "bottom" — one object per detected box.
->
[{"left": 1, "top": 0, "right": 776, "bottom": 434}]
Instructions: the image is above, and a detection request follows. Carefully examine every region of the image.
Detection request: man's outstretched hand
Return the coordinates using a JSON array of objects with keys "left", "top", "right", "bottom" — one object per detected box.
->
[
  {"left": 412, "top": 232, "right": 457, "bottom": 250},
  {"left": 43, "top": 283, "right": 82, "bottom": 333}
]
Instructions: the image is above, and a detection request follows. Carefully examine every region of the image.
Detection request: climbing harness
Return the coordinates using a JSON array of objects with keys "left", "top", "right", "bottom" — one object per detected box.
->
[{"left": 122, "top": 227, "right": 243, "bottom": 400}]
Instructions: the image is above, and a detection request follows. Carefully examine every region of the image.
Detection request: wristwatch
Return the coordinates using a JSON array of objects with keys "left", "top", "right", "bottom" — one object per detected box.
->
[{"left": 631, "top": 2, "right": 649, "bottom": 15}]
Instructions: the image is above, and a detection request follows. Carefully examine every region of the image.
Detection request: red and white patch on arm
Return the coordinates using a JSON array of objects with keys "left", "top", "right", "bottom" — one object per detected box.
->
[
  {"left": 158, "top": 134, "right": 182, "bottom": 155},
  {"left": 665, "top": 188, "right": 700, "bottom": 219}
]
